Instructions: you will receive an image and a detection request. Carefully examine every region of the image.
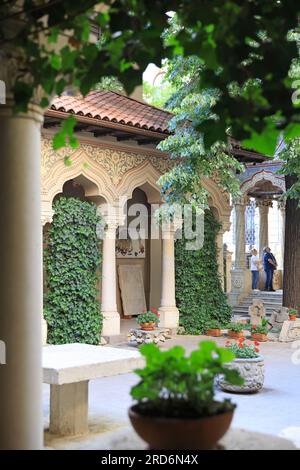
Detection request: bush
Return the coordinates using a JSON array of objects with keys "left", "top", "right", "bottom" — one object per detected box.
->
[
  {"left": 175, "top": 210, "right": 231, "bottom": 334},
  {"left": 227, "top": 322, "right": 244, "bottom": 333},
  {"left": 44, "top": 197, "right": 102, "bottom": 344}
]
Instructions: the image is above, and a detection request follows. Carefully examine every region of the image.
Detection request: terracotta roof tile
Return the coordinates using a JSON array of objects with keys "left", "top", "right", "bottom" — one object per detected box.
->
[{"left": 50, "top": 90, "right": 172, "bottom": 134}]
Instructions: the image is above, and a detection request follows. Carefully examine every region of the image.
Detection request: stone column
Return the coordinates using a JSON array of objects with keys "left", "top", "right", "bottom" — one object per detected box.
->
[
  {"left": 257, "top": 198, "right": 273, "bottom": 256},
  {"left": 158, "top": 224, "right": 180, "bottom": 329},
  {"left": 0, "top": 102, "right": 43, "bottom": 449},
  {"left": 278, "top": 200, "right": 286, "bottom": 269},
  {"left": 100, "top": 210, "right": 122, "bottom": 337},
  {"left": 228, "top": 196, "right": 248, "bottom": 306},
  {"left": 235, "top": 197, "right": 247, "bottom": 269}
]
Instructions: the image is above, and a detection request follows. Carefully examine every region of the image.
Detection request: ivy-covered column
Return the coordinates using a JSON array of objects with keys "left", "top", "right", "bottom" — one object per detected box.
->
[
  {"left": 216, "top": 227, "right": 225, "bottom": 290},
  {"left": 100, "top": 208, "right": 123, "bottom": 336},
  {"left": 158, "top": 224, "right": 180, "bottom": 329}
]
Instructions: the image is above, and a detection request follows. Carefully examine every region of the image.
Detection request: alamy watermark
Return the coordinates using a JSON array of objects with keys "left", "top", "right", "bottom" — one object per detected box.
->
[
  {"left": 291, "top": 340, "right": 300, "bottom": 365},
  {"left": 0, "top": 340, "right": 6, "bottom": 365},
  {"left": 97, "top": 200, "right": 205, "bottom": 251}
]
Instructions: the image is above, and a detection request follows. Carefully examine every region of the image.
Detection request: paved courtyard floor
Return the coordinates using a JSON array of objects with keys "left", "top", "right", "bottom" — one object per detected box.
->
[{"left": 43, "top": 335, "right": 300, "bottom": 449}]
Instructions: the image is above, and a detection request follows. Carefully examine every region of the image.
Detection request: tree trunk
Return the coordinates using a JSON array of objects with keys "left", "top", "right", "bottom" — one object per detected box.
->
[{"left": 283, "top": 175, "right": 300, "bottom": 308}]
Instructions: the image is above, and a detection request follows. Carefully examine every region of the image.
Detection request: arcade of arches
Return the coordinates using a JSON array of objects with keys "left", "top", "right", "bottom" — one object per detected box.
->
[{"left": 41, "top": 134, "right": 231, "bottom": 339}]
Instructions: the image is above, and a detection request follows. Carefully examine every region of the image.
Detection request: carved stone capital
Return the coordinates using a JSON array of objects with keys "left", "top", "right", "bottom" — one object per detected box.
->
[
  {"left": 233, "top": 195, "right": 249, "bottom": 207},
  {"left": 256, "top": 198, "right": 273, "bottom": 209},
  {"left": 278, "top": 199, "right": 286, "bottom": 211}
]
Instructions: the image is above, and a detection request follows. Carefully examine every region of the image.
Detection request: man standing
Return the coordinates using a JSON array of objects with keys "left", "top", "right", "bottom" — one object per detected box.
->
[{"left": 263, "top": 247, "right": 278, "bottom": 291}]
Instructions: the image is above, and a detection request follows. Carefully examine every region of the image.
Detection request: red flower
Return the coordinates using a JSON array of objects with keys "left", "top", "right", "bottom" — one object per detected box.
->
[
  {"left": 254, "top": 341, "right": 260, "bottom": 346},
  {"left": 255, "top": 348, "right": 259, "bottom": 353},
  {"left": 252, "top": 324, "right": 257, "bottom": 329},
  {"left": 151, "top": 308, "right": 158, "bottom": 314}
]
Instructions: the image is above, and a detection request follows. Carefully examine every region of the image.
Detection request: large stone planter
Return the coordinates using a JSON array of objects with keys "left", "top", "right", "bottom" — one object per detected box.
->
[{"left": 219, "top": 356, "right": 265, "bottom": 393}]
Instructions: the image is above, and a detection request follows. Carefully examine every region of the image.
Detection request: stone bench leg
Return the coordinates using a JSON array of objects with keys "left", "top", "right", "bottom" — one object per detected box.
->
[{"left": 50, "top": 381, "right": 89, "bottom": 436}]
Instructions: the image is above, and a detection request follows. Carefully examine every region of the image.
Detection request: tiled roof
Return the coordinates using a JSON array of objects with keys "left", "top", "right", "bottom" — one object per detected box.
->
[{"left": 50, "top": 90, "right": 172, "bottom": 134}]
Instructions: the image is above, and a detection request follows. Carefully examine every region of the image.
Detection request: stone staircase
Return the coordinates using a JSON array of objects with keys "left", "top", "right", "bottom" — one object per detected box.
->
[{"left": 233, "top": 290, "right": 283, "bottom": 318}]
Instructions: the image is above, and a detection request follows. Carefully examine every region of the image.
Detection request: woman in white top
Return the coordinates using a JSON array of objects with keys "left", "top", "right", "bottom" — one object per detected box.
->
[{"left": 250, "top": 248, "right": 260, "bottom": 290}]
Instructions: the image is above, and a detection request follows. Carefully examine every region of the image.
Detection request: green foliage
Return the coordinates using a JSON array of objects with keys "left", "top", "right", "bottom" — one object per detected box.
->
[
  {"left": 157, "top": 55, "right": 244, "bottom": 207},
  {"left": 131, "top": 341, "right": 243, "bottom": 418},
  {"left": 136, "top": 310, "right": 159, "bottom": 325},
  {"left": 250, "top": 318, "right": 269, "bottom": 335},
  {"left": 44, "top": 197, "right": 102, "bottom": 344},
  {"left": 94, "top": 76, "right": 125, "bottom": 93},
  {"left": 2, "top": 1, "right": 300, "bottom": 158},
  {"left": 227, "top": 322, "right": 244, "bottom": 333},
  {"left": 205, "top": 320, "right": 222, "bottom": 330},
  {"left": 175, "top": 210, "right": 231, "bottom": 334},
  {"left": 226, "top": 338, "right": 260, "bottom": 359},
  {"left": 280, "top": 138, "right": 300, "bottom": 207},
  {"left": 143, "top": 79, "right": 174, "bottom": 108}
]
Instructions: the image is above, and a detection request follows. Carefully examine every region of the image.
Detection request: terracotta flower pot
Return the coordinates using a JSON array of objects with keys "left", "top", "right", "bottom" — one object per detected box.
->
[
  {"left": 228, "top": 330, "right": 244, "bottom": 339},
  {"left": 128, "top": 405, "right": 234, "bottom": 450},
  {"left": 206, "top": 328, "right": 221, "bottom": 337},
  {"left": 289, "top": 315, "right": 297, "bottom": 321},
  {"left": 251, "top": 332, "right": 268, "bottom": 342},
  {"left": 140, "top": 322, "right": 156, "bottom": 331}
]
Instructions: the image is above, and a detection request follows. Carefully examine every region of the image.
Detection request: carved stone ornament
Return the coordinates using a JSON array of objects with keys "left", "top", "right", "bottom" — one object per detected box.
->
[{"left": 41, "top": 138, "right": 173, "bottom": 186}]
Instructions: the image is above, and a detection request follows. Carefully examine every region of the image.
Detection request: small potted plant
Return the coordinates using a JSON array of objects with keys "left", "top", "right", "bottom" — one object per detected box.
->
[
  {"left": 219, "top": 338, "right": 265, "bottom": 393},
  {"left": 288, "top": 307, "right": 298, "bottom": 321},
  {"left": 205, "top": 320, "right": 222, "bottom": 337},
  {"left": 227, "top": 322, "right": 244, "bottom": 339},
  {"left": 137, "top": 309, "right": 159, "bottom": 331},
  {"left": 129, "top": 341, "right": 243, "bottom": 449},
  {"left": 251, "top": 318, "right": 268, "bottom": 342}
]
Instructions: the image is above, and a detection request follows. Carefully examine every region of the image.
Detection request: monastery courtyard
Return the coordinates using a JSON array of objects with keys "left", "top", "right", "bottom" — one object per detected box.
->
[{"left": 44, "top": 334, "right": 300, "bottom": 451}]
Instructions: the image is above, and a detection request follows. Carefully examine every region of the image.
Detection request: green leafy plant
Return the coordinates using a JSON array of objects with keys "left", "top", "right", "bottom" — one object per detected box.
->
[
  {"left": 226, "top": 337, "right": 260, "bottom": 359},
  {"left": 137, "top": 309, "right": 159, "bottom": 325},
  {"left": 227, "top": 322, "right": 244, "bottom": 333},
  {"left": 288, "top": 307, "right": 298, "bottom": 316},
  {"left": 250, "top": 318, "right": 269, "bottom": 335},
  {"left": 205, "top": 320, "right": 222, "bottom": 330},
  {"left": 130, "top": 341, "right": 243, "bottom": 419},
  {"left": 44, "top": 197, "right": 102, "bottom": 344},
  {"left": 175, "top": 210, "right": 232, "bottom": 334}
]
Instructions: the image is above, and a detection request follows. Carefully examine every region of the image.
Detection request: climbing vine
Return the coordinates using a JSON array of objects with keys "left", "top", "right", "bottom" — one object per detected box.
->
[
  {"left": 175, "top": 210, "right": 231, "bottom": 334},
  {"left": 44, "top": 197, "right": 102, "bottom": 344}
]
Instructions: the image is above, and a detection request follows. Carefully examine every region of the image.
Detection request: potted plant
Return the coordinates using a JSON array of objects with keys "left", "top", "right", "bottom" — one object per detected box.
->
[
  {"left": 219, "top": 338, "right": 265, "bottom": 393},
  {"left": 288, "top": 307, "right": 298, "bottom": 321},
  {"left": 227, "top": 322, "right": 244, "bottom": 339},
  {"left": 205, "top": 320, "right": 222, "bottom": 337},
  {"left": 250, "top": 318, "right": 268, "bottom": 342},
  {"left": 129, "top": 341, "right": 243, "bottom": 450},
  {"left": 137, "top": 309, "right": 159, "bottom": 331}
]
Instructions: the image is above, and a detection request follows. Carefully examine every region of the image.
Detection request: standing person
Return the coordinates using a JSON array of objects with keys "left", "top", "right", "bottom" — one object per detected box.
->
[
  {"left": 250, "top": 248, "right": 260, "bottom": 291},
  {"left": 263, "top": 247, "right": 278, "bottom": 291}
]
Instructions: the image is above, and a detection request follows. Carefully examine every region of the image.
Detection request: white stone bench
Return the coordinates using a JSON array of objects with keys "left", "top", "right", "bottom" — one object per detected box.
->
[{"left": 43, "top": 343, "right": 144, "bottom": 436}]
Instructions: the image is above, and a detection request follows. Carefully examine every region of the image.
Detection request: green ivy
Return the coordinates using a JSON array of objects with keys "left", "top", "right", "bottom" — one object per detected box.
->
[
  {"left": 44, "top": 197, "right": 102, "bottom": 344},
  {"left": 175, "top": 210, "right": 231, "bottom": 334}
]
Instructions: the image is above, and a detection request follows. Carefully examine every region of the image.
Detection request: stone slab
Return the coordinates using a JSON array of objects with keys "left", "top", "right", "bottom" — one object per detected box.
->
[
  {"left": 279, "top": 320, "right": 300, "bottom": 342},
  {"left": 118, "top": 265, "right": 146, "bottom": 316},
  {"left": 43, "top": 343, "right": 144, "bottom": 385},
  {"left": 45, "top": 426, "right": 297, "bottom": 450}
]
